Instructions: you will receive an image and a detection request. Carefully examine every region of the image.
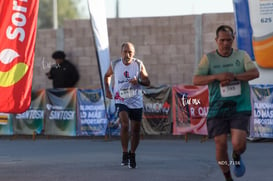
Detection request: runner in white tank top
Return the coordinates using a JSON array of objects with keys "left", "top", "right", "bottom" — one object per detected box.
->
[
  {"left": 104, "top": 42, "right": 150, "bottom": 169},
  {"left": 112, "top": 58, "right": 143, "bottom": 108}
]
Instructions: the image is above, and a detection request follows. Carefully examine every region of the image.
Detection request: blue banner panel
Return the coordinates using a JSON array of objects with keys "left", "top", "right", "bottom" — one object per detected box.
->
[
  {"left": 77, "top": 89, "right": 108, "bottom": 136},
  {"left": 105, "top": 99, "right": 120, "bottom": 136},
  {"left": 233, "top": 0, "right": 255, "bottom": 60},
  {"left": 250, "top": 85, "right": 273, "bottom": 138}
]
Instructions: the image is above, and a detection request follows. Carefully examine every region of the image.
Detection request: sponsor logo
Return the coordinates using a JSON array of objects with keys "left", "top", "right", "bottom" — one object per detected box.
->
[
  {"left": 144, "top": 102, "right": 170, "bottom": 114},
  {"left": 123, "top": 71, "right": 130, "bottom": 78},
  {"left": 0, "top": 49, "right": 28, "bottom": 87}
]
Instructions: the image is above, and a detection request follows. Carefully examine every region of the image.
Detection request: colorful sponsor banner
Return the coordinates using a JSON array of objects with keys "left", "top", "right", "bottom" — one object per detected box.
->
[
  {"left": 77, "top": 89, "right": 108, "bottom": 136},
  {"left": 0, "top": 113, "right": 9, "bottom": 125},
  {"left": 248, "top": 0, "right": 273, "bottom": 68},
  {"left": 233, "top": 0, "right": 273, "bottom": 68},
  {"left": 44, "top": 88, "right": 77, "bottom": 136},
  {"left": 172, "top": 85, "right": 208, "bottom": 135},
  {"left": 13, "top": 89, "right": 45, "bottom": 135},
  {"left": 142, "top": 85, "right": 172, "bottom": 135},
  {"left": 250, "top": 85, "right": 273, "bottom": 138},
  {"left": 0, "top": 113, "right": 13, "bottom": 135},
  {"left": 0, "top": 0, "right": 39, "bottom": 113}
]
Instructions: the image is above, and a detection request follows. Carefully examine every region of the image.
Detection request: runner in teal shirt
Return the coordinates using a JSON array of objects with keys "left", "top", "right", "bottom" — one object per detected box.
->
[
  {"left": 193, "top": 25, "right": 259, "bottom": 181},
  {"left": 196, "top": 49, "right": 257, "bottom": 118}
]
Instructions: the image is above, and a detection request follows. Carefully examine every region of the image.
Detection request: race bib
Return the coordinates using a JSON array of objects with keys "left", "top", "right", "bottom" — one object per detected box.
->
[
  {"left": 119, "top": 88, "right": 139, "bottom": 99},
  {"left": 220, "top": 81, "right": 241, "bottom": 97}
]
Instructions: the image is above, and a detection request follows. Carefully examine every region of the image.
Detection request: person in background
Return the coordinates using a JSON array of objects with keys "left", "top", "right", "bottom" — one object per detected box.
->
[
  {"left": 104, "top": 42, "right": 150, "bottom": 168},
  {"left": 46, "top": 50, "right": 79, "bottom": 88},
  {"left": 193, "top": 25, "right": 259, "bottom": 181}
]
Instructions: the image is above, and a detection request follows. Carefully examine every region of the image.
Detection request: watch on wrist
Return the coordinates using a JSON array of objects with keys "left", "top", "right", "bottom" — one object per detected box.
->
[{"left": 138, "top": 77, "right": 142, "bottom": 84}]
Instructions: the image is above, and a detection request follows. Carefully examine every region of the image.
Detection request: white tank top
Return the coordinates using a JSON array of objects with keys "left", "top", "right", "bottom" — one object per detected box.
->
[{"left": 112, "top": 58, "right": 143, "bottom": 108}]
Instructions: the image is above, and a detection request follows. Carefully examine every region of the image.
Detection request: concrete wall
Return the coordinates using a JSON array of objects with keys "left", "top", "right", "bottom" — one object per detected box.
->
[{"left": 33, "top": 13, "right": 235, "bottom": 90}]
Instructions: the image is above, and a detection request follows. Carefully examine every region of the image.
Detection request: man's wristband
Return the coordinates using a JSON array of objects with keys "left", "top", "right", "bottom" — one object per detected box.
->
[{"left": 138, "top": 78, "right": 141, "bottom": 83}]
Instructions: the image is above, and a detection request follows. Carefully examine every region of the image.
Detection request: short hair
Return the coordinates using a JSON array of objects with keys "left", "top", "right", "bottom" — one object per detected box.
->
[
  {"left": 121, "top": 42, "right": 135, "bottom": 52},
  {"left": 216, "top": 25, "right": 234, "bottom": 38},
  {"left": 52, "top": 50, "right": 66, "bottom": 59}
]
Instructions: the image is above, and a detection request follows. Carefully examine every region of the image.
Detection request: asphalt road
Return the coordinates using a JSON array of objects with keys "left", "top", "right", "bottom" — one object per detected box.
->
[{"left": 0, "top": 136, "right": 272, "bottom": 181}]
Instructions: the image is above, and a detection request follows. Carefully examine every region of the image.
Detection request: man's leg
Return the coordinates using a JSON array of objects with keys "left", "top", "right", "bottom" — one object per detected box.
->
[
  {"left": 119, "top": 111, "right": 130, "bottom": 152},
  {"left": 119, "top": 110, "right": 130, "bottom": 166},
  {"left": 231, "top": 129, "right": 247, "bottom": 156},
  {"left": 214, "top": 134, "right": 233, "bottom": 181},
  {"left": 130, "top": 120, "right": 141, "bottom": 153},
  {"left": 128, "top": 120, "right": 141, "bottom": 168},
  {"left": 231, "top": 129, "right": 247, "bottom": 177}
]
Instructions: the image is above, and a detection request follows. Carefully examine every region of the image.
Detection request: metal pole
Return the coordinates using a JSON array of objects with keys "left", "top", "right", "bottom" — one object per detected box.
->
[
  {"left": 53, "top": 0, "right": 58, "bottom": 29},
  {"left": 116, "top": 0, "right": 119, "bottom": 18}
]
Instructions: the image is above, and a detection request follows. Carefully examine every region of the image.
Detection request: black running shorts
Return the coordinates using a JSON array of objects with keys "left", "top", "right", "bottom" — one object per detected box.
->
[
  {"left": 115, "top": 104, "right": 143, "bottom": 122},
  {"left": 207, "top": 113, "right": 250, "bottom": 138}
]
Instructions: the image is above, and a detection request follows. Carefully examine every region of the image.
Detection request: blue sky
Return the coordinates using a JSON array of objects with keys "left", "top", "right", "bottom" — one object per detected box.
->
[{"left": 79, "top": 0, "right": 234, "bottom": 18}]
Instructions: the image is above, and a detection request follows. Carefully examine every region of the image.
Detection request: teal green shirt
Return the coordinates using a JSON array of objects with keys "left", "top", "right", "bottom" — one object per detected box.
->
[{"left": 195, "top": 49, "right": 256, "bottom": 118}]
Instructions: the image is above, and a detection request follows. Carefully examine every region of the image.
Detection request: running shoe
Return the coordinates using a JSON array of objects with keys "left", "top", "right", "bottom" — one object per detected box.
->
[
  {"left": 121, "top": 152, "right": 129, "bottom": 166},
  {"left": 232, "top": 152, "right": 246, "bottom": 177},
  {"left": 128, "top": 151, "right": 136, "bottom": 168}
]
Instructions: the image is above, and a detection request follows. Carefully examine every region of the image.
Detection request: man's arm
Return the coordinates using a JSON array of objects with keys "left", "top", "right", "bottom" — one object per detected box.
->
[
  {"left": 46, "top": 68, "right": 54, "bottom": 79},
  {"left": 235, "top": 68, "right": 259, "bottom": 81},
  {"left": 139, "top": 63, "right": 150, "bottom": 86},
  {"left": 193, "top": 72, "right": 235, "bottom": 86},
  {"left": 104, "top": 65, "right": 113, "bottom": 99},
  {"left": 193, "top": 75, "right": 216, "bottom": 85},
  {"left": 235, "top": 52, "right": 260, "bottom": 81}
]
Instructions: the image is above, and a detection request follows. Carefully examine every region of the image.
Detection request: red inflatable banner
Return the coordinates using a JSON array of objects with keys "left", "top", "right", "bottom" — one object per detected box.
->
[{"left": 0, "top": 0, "right": 39, "bottom": 113}]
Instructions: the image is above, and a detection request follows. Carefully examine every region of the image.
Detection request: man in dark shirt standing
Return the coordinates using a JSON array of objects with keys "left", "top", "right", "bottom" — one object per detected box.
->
[{"left": 46, "top": 51, "right": 79, "bottom": 88}]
